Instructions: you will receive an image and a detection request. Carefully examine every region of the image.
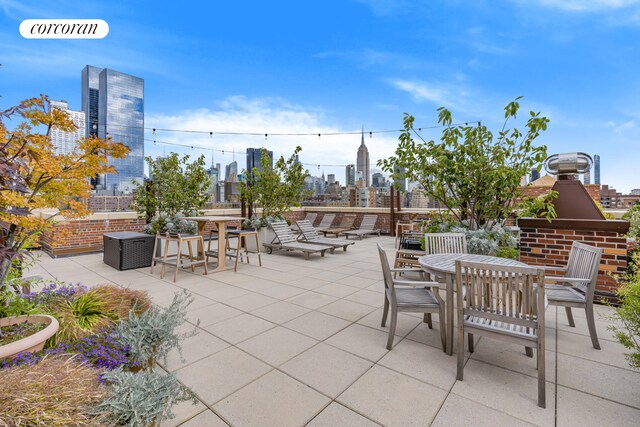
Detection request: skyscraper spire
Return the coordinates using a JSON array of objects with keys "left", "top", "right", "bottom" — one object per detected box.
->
[{"left": 356, "top": 126, "right": 370, "bottom": 187}]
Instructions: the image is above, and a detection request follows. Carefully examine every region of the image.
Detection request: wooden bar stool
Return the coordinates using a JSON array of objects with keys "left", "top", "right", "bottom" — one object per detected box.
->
[
  {"left": 225, "top": 229, "right": 262, "bottom": 272},
  {"left": 151, "top": 232, "right": 208, "bottom": 282}
]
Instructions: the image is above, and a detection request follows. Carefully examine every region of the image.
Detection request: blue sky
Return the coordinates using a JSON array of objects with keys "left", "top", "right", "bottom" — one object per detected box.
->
[{"left": 1, "top": 0, "right": 639, "bottom": 192}]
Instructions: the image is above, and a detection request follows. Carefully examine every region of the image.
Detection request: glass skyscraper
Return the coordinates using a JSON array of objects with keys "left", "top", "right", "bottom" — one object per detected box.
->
[
  {"left": 594, "top": 154, "right": 600, "bottom": 185},
  {"left": 81, "top": 65, "right": 144, "bottom": 193},
  {"left": 246, "top": 148, "right": 273, "bottom": 181}
]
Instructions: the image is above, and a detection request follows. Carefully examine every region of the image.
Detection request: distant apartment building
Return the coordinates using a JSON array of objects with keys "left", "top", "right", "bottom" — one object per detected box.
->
[
  {"left": 372, "top": 172, "right": 385, "bottom": 188},
  {"left": 206, "top": 163, "right": 221, "bottom": 203},
  {"left": 305, "top": 175, "right": 325, "bottom": 195},
  {"left": 246, "top": 148, "right": 273, "bottom": 180},
  {"left": 619, "top": 193, "right": 640, "bottom": 208},
  {"left": 82, "top": 65, "right": 144, "bottom": 194},
  {"left": 349, "top": 187, "right": 377, "bottom": 207},
  {"left": 631, "top": 189, "right": 640, "bottom": 196},
  {"left": 49, "top": 100, "right": 85, "bottom": 156},
  {"left": 327, "top": 174, "right": 336, "bottom": 184},
  {"left": 345, "top": 164, "right": 356, "bottom": 186},
  {"left": 356, "top": 130, "right": 370, "bottom": 187},
  {"left": 225, "top": 161, "right": 238, "bottom": 181},
  {"left": 600, "top": 185, "right": 621, "bottom": 209},
  {"left": 393, "top": 165, "right": 407, "bottom": 192},
  {"left": 594, "top": 154, "right": 600, "bottom": 185}
]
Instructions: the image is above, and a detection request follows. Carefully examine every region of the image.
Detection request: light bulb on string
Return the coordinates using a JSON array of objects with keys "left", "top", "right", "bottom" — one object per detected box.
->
[
  {"left": 265, "top": 133, "right": 268, "bottom": 140},
  {"left": 318, "top": 133, "right": 321, "bottom": 139},
  {"left": 369, "top": 131, "right": 372, "bottom": 138}
]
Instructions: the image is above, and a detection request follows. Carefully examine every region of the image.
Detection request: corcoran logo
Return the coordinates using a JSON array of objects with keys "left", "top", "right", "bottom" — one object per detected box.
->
[{"left": 20, "top": 19, "right": 109, "bottom": 39}]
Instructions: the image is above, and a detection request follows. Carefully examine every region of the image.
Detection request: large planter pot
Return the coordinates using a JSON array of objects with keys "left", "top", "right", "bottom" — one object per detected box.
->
[
  {"left": 0, "top": 315, "right": 59, "bottom": 360},
  {"left": 245, "top": 227, "right": 276, "bottom": 252}
]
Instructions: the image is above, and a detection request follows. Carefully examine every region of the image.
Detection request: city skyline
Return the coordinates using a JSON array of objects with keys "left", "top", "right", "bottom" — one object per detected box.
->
[{"left": 1, "top": 1, "right": 640, "bottom": 192}]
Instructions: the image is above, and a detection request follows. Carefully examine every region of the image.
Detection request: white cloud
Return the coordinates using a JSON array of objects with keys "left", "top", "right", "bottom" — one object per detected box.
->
[
  {"left": 145, "top": 96, "right": 401, "bottom": 181},
  {"left": 514, "top": 0, "right": 640, "bottom": 11},
  {"left": 388, "top": 79, "right": 473, "bottom": 114}
]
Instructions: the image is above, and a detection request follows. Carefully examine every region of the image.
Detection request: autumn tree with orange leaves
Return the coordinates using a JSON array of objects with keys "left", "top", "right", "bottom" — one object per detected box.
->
[{"left": 0, "top": 95, "right": 129, "bottom": 288}]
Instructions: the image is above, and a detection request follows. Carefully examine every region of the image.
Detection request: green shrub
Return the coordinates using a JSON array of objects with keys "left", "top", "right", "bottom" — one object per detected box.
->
[
  {"left": 623, "top": 204, "right": 640, "bottom": 239},
  {"left": 496, "top": 246, "right": 519, "bottom": 260},
  {"left": 49, "top": 289, "right": 115, "bottom": 346},
  {"left": 609, "top": 252, "right": 640, "bottom": 370},
  {"left": 96, "top": 368, "right": 197, "bottom": 427},
  {"left": 517, "top": 190, "right": 558, "bottom": 222},
  {"left": 112, "top": 290, "right": 198, "bottom": 369}
]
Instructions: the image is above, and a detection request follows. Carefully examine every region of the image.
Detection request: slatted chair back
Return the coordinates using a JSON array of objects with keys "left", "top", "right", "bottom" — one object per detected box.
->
[
  {"left": 564, "top": 241, "right": 602, "bottom": 296},
  {"left": 456, "top": 261, "right": 545, "bottom": 331},
  {"left": 358, "top": 215, "right": 378, "bottom": 231},
  {"left": 297, "top": 220, "right": 321, "bottom": 240},
  {"left": 377, "top": 244, "right": 397, "bottom": 297},
  {"left": 304, "top": 212, "right": 318, "bottom": 225},
  {"left": 339, "top": 214, "right": 357, "bottom": 228},
  {"left": 269, "top": 220, "right": 298, "bottom": 244},
  {"left": 317, "top": 214, "right": 336, "bottom": 228},
  {"left": 455, "top": 260, "right": 547, "bottom": 408},
  {"left": 424, "top": 232, "right": 467, "bottom": 254}
]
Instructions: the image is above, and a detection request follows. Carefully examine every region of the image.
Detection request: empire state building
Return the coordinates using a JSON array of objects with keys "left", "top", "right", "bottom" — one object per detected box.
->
[{"left": 356, "top": 129, "right": 370, "bottom": 187}]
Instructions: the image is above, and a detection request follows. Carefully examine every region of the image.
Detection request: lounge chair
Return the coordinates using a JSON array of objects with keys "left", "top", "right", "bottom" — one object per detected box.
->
[
  {"left": 314, "top": 214, "right": 336, "bottom": 233},
  {"left": 320, "top": 214, "right": 356, "bottom": 237},
  {"left": 290, "top": 212, "right": 317, "bottom": 232},
  {"left": 295, "top": 220, "right": 355, "bottom": 251},
  {"left": 342, "top": 215, "right": 381, "bottom": 240},
  {"left": 262, "top": 220, "right": 331, "bottom": 259}
]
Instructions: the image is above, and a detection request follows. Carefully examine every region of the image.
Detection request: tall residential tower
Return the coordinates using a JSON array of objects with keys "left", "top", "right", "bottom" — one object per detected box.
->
[
  {"left": 81, "top": 65, "right": 144, "bottom": 193},
  {"left": 49, "top": 100, "right": 85, "bottom": 156},
  {"left": 594, "top": 154, "right": 601, "bottom": 185}
]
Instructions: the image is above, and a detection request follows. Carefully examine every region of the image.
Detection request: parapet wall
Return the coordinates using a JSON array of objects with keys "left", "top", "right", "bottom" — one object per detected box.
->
[
  {"left": 517, "top": 217, "right": 630, "bottom": 298},
  {"left": 39, "top": 208, "right": 440, "bottom": 257}
]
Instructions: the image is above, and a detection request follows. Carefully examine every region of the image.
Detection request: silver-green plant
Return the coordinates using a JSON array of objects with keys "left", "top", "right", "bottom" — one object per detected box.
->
[
  {"left": 96, "top": 368, "right": 197, "bottom": 427},
  {"left": 112, "top": 290, "right": 198, "bottom": 368}
]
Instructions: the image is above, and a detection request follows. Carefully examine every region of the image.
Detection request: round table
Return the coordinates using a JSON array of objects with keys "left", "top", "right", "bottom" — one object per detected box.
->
[{"left": 418, "top": 253, "right": 528, "bottom": 355}]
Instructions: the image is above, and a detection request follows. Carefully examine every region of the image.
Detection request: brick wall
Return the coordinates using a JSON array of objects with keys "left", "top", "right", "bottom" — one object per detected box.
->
[
  {"left": 41, "top": 216, "right": 146, "bottom": 257},
  {"left": 40, "top": 208, "right": 440, "bottom": 256},
  {"left": 518, "top": 218, "right": 630, "bottom": 298}
]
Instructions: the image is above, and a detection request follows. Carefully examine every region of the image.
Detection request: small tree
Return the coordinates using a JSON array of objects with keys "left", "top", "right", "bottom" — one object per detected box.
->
[
  {"left": 0, "top": 96, "right": 128, "bottom": 289},
  {"left": 241, "top": 146, "right": 309, "bottom": 222},
  {"left": 378, "top": 97, "right": 549, "bottom": 230},
  {"left": 131, "top": 153, "right": 209, "bottom": 222}
]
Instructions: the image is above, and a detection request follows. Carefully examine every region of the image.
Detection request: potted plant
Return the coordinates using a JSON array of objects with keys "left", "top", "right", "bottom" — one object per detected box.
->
[
  {"left": 241, "top": 146, "right": 310, "bottom": 251},
  {"left": 0, "top": 314, "right": 59, "bottom": 359}
]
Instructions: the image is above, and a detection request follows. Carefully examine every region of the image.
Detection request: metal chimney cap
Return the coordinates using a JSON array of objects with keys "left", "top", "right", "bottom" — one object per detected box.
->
[{"left": 544, "top": 152, "right": 593, "bottom": 176}]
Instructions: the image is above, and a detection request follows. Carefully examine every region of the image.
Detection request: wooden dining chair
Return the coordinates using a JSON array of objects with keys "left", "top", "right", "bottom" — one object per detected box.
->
[
  {"left": 424, "top": 232, "right": 467, "bottom": 254},
  {"left": 377, "top": 244, "right": 446, "bottom": 351},
  {"left": 455, "top": 260, "right": 546, "bottom": 408},
  {"left": 543, "top": 241, "right": 603, "bottom": 349}
]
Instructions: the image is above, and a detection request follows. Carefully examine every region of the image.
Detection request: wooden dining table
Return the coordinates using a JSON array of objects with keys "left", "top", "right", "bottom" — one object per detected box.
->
[
  {"left": 418, "top": 253, "right": 528, "bottom": 355},
  {"left": 183, "top": 216, "right": 244, "bottom": 273}
]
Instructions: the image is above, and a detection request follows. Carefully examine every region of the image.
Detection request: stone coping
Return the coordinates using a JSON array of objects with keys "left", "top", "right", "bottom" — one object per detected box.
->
[
  {"left": 36, "top": 207, "right": 443, "bottom": 222},
  {"left": 518, "top": 217, "right": 630, "bottom": 233}
]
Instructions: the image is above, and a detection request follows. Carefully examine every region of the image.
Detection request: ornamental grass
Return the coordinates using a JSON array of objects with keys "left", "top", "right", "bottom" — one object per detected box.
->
[{"left": 0, "top": 355, "right": 108, "bottom": 426}]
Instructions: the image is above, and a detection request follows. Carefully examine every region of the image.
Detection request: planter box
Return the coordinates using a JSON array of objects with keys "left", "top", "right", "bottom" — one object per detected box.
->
[{"left": 103, "top": 232, "right": 156, "bottom": 270}]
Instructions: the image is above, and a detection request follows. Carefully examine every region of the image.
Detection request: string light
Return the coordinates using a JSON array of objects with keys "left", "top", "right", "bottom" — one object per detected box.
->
[{"left": 93, "top": 121, "right": 475, "bottom": 137}]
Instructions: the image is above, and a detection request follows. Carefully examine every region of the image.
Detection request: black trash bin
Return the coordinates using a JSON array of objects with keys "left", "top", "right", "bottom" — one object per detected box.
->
[{"left": 103, "top": 232, "right": 155, "bottom": 271}]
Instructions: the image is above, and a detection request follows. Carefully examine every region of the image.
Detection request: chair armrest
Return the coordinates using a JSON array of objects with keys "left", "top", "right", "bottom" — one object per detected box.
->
[
  {"left": 546, "top": 276, "right": 591, "bottom": 284},
  {"left": 543, "top": 266, "right": 568, "bottom": 272},
  {"left": 390, "top": 267, "right": 423, "bottom": 273},
  {"left": 394, "top": 279, "right": 440, "bottom": 288}
]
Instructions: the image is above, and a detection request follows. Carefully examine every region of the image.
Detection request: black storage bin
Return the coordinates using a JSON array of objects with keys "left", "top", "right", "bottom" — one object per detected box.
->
[{"left": 103, "top": 232, "right": 155, "bottom": 271}]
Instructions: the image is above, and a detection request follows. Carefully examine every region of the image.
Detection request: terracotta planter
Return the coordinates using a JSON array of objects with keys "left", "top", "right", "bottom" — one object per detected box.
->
[{"left": 0, "top": 315, "right": 59, "bottom": 360}]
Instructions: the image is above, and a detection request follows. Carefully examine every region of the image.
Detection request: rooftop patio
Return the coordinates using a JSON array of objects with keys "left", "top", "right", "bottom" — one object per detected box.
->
[{"left": 30, "top": 235, "right": 640, "bottom": 427}]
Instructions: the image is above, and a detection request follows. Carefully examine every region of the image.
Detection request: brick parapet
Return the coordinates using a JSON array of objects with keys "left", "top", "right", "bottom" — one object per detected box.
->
[{"left": 517, "top": 217, "right": 630, "bottom": 298}]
